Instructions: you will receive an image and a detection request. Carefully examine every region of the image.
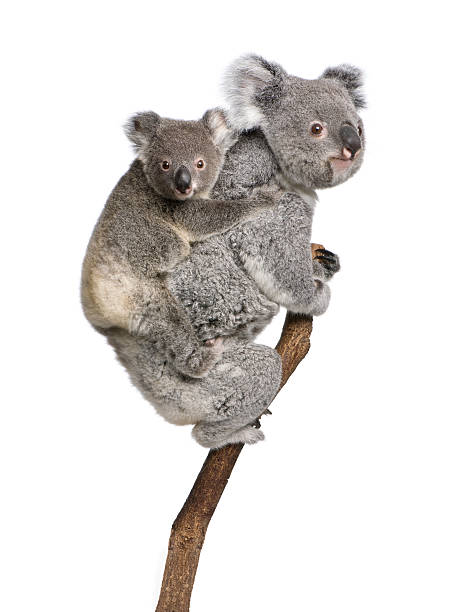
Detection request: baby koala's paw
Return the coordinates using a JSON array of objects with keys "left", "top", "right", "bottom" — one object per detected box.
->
[
  {"left": 176, "top": 337, "right": 225, "bottom": 378},
  {"left": 249, "top": 184, "right": 282, "bottom": 214},
  {"left": 313, "top": 248, "right": 341, "bottom": 280}
]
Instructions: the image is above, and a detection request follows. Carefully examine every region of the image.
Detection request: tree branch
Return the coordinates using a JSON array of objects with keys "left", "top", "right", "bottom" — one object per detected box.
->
[{"left": 155, "top": 244, "right": 323, "bottom": 612}]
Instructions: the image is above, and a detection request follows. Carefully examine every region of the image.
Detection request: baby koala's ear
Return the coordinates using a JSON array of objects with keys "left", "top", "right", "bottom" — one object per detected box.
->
[
  {"left": 124, "top": 111, "right": 161, "bottom": 153},
  {"left": 320, "top": 64, "right": 366, "bottom": 110},
  {"left": 222, "top": 54, "right": 287, "bottom": 131},
  {"left": 202, "top": 108, "right": 237, "bottom": 152}
]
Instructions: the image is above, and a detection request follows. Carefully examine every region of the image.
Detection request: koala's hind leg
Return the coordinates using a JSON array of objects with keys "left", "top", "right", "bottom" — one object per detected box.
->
[
  {"left": 191, "top": 342, "right": 282, "bottom": 448},
  {"left": 130, "top": 280, "right": 223, "bottom": 378},
  {"left": 106, "top": 333, "right": 281, "bottom": 441}
]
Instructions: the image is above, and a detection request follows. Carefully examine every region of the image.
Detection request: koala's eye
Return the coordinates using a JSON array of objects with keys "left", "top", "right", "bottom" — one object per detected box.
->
[
  {"left": 311, "top": 122, "right": 324, "bottom": 136},
  {"left": 358, "top": 125, "right": 363, "bottom": 136},
  {"left": 196, "top": 159, "right": 205, "bottom": 169},
  {"left": 161, "top": 161, "right": 170, "bottom": 171}
]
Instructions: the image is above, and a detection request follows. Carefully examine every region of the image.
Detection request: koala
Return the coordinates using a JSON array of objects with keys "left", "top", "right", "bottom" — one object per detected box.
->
[
  {"left": 100, "top": 55, "right": 366, "bottom": 448},
  {"left": 81, "top": 108, "right": 275, "bottom": 378}
]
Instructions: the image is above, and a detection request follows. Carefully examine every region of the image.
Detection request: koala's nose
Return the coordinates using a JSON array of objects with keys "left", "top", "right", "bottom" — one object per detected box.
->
[
  {"left": 174, "top": 166, "right": 192, "bottom": 194},
  {"left": 340, "top": 124, "right": 362, "bottom": 159}
]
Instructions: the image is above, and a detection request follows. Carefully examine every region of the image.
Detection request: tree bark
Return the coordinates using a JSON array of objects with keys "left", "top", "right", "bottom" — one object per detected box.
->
[{"left": 155, "top": 244, "right": 323, "bottom": 612}]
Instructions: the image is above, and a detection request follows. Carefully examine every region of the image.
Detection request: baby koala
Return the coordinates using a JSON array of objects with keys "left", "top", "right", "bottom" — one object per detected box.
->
[{"left": 81, "top": 109, "right": 274, "bottom": 377}]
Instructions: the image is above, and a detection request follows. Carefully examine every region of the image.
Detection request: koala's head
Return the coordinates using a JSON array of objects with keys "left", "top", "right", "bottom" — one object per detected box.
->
[
  {"left": 125, "top": 109, "right": 236, "bottom": 200},
  {"left": 223, "top": 55, "right": 366, "bottom": 191}
]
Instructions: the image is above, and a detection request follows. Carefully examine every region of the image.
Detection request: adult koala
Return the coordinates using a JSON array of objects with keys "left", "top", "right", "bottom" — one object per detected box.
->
[{"left": 107, "top": 55, "right": 365, "bottom": 448}]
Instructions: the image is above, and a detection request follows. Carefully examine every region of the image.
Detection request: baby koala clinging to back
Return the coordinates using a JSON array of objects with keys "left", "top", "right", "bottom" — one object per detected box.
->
[{"left": 81, "top": 109, "right": 274, "bottom": 377}]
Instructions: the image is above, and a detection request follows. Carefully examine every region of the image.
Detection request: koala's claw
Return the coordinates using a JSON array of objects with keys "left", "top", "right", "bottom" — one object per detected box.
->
[
  {"left": 250, "top": 408, "right": 272, "bottom": 429},
  {"left": 176, "top": 337, "right": 225, "bottom": 378},
  {"left": 314, "top": 248, "right": 341, "bottom": 279}
]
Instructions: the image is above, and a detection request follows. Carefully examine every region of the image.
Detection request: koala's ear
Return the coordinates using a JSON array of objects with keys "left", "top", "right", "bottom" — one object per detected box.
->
[
  {"left": 202, "top": 108, "right": 237, "bottom": 152},
  {"left": 320, "top": 64, "right": 366, "bottom": 110},
  {"left": 222, "top": 54, "right": 287, "bottom": 131},
  {"left": 124, "top": 111, "right": 161, "bottom": 152}
]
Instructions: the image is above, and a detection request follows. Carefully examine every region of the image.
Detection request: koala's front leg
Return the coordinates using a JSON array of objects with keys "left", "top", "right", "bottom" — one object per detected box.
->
[
  {"left": 171, "top": 194, "right": 276, "bottom": 242},
  {"left": 232, "top": 192, "right": 334, "bottom": 316},
  {"left": 312, "top": 247, "right": 341, "bottom": 281},
  {"left": 129, "top": 219, "right": 190, "bottom": 275}
]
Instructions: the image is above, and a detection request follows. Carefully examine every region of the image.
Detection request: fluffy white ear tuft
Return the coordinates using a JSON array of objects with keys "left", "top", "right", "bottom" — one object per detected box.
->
[
  {"left": 202, "top": 108, "right": 237, "bottom": 152},
  {"left": 222, "top": 54, "right": 286, "bottom": 132}
]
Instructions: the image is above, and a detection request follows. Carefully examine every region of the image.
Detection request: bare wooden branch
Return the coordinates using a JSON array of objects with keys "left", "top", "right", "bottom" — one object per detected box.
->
[{"left": 155, "top": 244, "right": 324, "bottom": 612}]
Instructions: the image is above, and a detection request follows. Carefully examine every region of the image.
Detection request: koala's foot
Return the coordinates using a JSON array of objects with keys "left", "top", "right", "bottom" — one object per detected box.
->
[
  {"left": 174, "top": 337, "right": 225, "bottom": 379},
  {"left": 314, "top": 248, "right": 341, "bottom": 280},
  {"left": 231, "top": 425, "right": 265, "bottom": 446},
  {"left": 251, "top": 408, "right": 272, "bottom": 429},
  {"left": 193, "top": 421, "right": 265, "bottom": 448}
]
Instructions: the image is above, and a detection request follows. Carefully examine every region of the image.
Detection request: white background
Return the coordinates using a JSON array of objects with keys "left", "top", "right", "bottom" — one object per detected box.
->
[{"left": 1, "top": 1, "right": 469, "bottom": 611}]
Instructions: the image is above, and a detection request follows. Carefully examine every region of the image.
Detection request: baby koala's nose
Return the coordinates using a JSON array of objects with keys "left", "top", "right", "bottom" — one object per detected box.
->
[
  {"left": 339, "top": 124, "right": 362, "bottom": 159},
  {"left": 174, "top": 166, "right": 192, "bottom": 194}
]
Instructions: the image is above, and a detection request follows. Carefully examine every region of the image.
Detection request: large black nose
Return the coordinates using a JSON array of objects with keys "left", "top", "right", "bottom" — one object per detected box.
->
[
  {"left": 340, "top": 124, "right": 362, "bottom": 158},
  {"left": 174, "top": 166, "right": 192, "bottom": 194}
]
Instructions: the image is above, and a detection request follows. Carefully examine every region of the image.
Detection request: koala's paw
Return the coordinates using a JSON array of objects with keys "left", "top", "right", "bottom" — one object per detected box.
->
[
  {"left": 252, "top": 185, "right": 282, "bottom": 211},
  {"left": 218, "top": 424, "right": 265, "bottom": 448},
  {"left": 175, "top": 337, "right": 225, "bottom": 378},
  {"left": 233, "top": 425, "right": 265, "bottom": 445},
  {"left": 251, "top": 408, "right": 272, "bottom": 429},
  {"left": 192, "top": 422, "right": 265, "bottom": 448},
  {"left": 257, "top": 182, "right": 283, "bottom": 199},
  {"left": 314, "top": 249, "right": 341, "bottom": 280}
]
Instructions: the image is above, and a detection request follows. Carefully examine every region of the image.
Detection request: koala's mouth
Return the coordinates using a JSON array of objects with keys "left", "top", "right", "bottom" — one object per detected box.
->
[
  {"left": 329, "top": 145, "right": 362, "bottom": 175},
  {"left": 173, "top": 187, "right": 195, "bottom": 200},
  {"left": 329, "top": 157, "right": 354, "bottom": 173}
]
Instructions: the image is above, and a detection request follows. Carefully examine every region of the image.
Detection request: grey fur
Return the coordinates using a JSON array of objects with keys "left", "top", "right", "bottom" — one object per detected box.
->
[
  {"left": 81, "top": 109, "right": 275, "bottom": 378},
  {"left": 107, "top": 330, "right": 281, "bottom": 448},
  {"left": 87, "top": 55, "right": 365, "bottom": 448},
  {"left": 224, "top": 54, "right": 365, "bottom": 190}
]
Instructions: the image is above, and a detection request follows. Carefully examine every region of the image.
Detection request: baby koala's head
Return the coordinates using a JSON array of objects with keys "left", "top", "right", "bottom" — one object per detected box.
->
[{"left": 125, "top": 109, "right": 236, "bottom": 200}]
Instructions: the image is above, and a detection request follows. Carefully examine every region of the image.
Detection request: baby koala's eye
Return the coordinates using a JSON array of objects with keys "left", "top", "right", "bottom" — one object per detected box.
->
[
  {"left": 161, "top": 161, "right": 170, "bottom": 171},
  {"left": 196, "top": 159, "right": 205, "bottom": 169},
  {"left": 358, "top": 125, "right": 363, "bottom": 136},
  {"left": 310, "top": 122, "right": 324, "bottom": 137}
]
